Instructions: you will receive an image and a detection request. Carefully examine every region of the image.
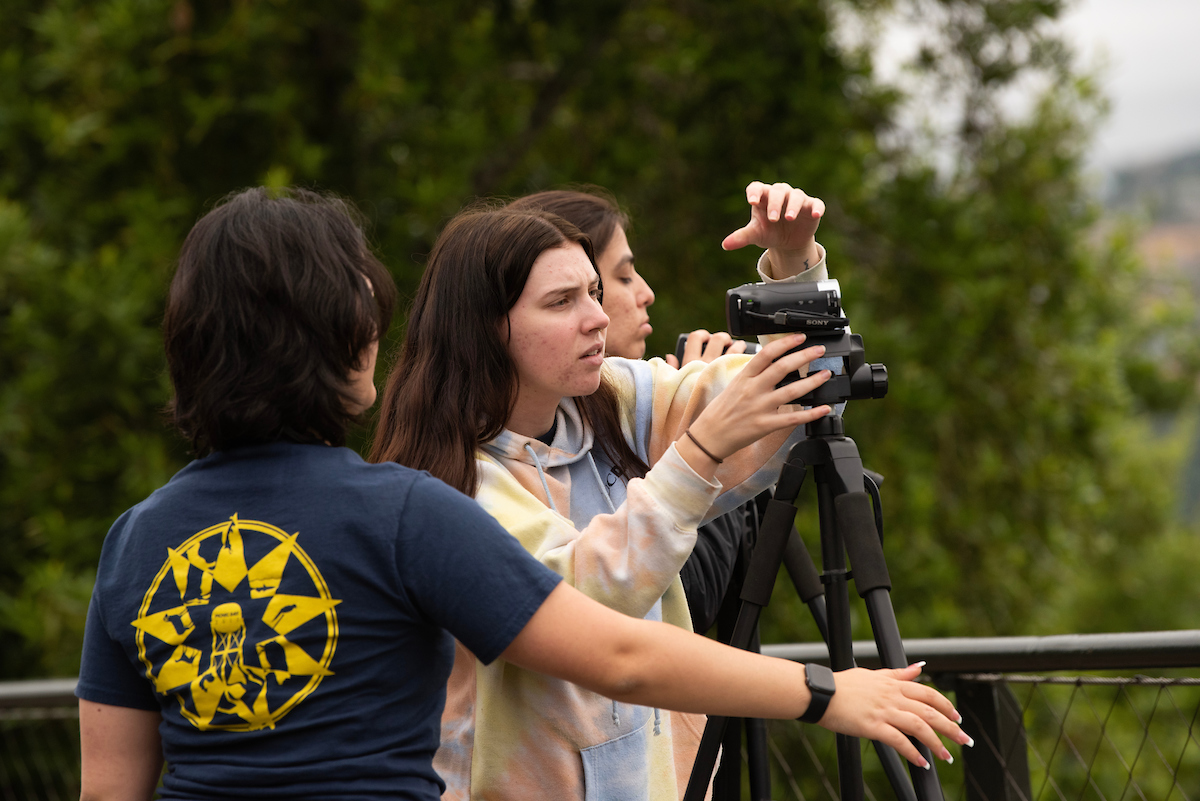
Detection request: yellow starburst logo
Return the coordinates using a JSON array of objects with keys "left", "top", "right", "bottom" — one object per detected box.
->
[{"left": 131, "top": 514, "right": 340, "bottom": 731}]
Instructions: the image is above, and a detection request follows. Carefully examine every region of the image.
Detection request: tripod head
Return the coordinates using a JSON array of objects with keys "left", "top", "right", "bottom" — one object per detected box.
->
[
  {"left": 725, "top": 279, "right": 888, "bottom": 407},
  {"left": 806, "top": 412, "right": 844, "bottom": 439}
]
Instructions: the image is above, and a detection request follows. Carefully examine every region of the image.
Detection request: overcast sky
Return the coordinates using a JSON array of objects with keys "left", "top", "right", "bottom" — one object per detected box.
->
[
  {"left": 1060, "top": 0, "right": 1200, "bottom": 170},
  {"left": 863, "top": 0, "right": 1200, "bottom": 174}
]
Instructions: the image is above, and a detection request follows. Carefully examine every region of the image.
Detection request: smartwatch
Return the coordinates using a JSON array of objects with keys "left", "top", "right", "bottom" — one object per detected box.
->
[{"left": 799, "top": 663, "right": 836, "bottom": 724}]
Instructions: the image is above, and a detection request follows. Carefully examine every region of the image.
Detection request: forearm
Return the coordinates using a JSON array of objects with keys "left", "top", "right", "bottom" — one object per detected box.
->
[
  {"left": 604, "top": 611, "right": 812, "bottom": 718},
  {"left": 504, "top": 583, "right": 810, "bottom": 719}
]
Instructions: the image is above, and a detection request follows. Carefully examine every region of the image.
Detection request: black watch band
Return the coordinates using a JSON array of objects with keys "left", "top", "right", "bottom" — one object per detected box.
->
[{"left": 798, "top": 662, "right": 836, "bottom": 724}]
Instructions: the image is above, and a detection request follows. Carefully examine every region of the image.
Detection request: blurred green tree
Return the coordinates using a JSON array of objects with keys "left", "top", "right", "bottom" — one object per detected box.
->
[{"left": 0, "top": 0, "right": 1196, "bottom": 699}]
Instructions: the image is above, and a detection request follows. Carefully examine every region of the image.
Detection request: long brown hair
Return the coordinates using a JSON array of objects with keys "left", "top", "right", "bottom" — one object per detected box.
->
[
  {"left": 507, "top": 187, "right": 629, "bottom": 259},
  {"left": 370, "top": 207, "right": 649, "bottom": 495}
]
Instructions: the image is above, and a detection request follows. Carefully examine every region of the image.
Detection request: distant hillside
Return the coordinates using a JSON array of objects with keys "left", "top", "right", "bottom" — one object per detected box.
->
[
  {"left": 1107, "top": 148, "right": 1200, "bottom": 225},
  {"left": 1107, "top": 148, "right": 1200, "bottom": 524},
  {"left": 1105, "top": 148, "right": 1200, "bottom": 281}
]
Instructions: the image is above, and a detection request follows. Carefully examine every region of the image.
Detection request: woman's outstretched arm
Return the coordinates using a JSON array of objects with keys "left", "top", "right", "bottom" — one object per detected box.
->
[{"left": 502, "top": 582, "right": 970, "bottom": 768}]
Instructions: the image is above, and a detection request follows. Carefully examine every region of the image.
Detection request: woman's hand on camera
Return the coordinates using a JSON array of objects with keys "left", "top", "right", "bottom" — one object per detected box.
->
[
  {"left": 679, "top": 333, "right": 832, "bottom": 474},
  {"left": 722, "top": 181, "right": 825, "bottom": 280},
  {"left": 816, "top": 664, "right": 972, "bottom": 769},
  {"left": 665, "top": 329, "right": 748, "bottom": 369}
]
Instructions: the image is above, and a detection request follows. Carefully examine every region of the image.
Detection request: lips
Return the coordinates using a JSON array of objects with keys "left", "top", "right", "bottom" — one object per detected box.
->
[{"left": 580, "top": 342, "right": 605, "bottom": 362}]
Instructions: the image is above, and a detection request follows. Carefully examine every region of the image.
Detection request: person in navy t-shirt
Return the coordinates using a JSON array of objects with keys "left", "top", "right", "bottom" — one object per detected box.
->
[{"left": 77, "top": 187, "right": 969, "bottom": 801}]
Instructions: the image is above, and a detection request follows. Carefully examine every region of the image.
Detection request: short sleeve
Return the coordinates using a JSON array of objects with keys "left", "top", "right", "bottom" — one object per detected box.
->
[
  {"left": 394, "top": 475, "right": 562, "bottom": 665},
  {"left": 75, "top": 591, "right": 159, "bottom": 711}
]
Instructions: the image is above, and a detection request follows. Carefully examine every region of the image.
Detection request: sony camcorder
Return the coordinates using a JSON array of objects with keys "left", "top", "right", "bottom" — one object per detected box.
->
[{"left": 725, "top": 278, "right": 887, "bottom": 407}]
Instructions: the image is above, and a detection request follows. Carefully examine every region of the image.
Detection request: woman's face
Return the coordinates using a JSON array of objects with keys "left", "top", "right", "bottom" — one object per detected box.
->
[
  {"left": 505, "top": 241, "right": 609, "bottom": 433},
  {"left": 596, "top": 226, "right": 655, "bottom": 359}
]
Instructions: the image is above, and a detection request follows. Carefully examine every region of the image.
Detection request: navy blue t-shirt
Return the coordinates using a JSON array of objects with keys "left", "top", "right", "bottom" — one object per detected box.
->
[{"left": 76, "top": 442, "right": 562, "bottom": 800}]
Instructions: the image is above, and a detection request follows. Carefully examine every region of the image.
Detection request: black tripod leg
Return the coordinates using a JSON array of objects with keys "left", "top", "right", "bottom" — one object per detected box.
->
[
  {"left": 684, "top": 461, "right": 808, "bottom": 801},
  {"left": 747, "top": 716, "right": 770, "bottom": 801},
  {"left": 714, "top": 717, "right": 742, "bottom": 801},
  {"left": 810, "top": 422, "right": 946, "bottom": 801},
  {"left": 782, "top": 525, "right": 829, "bottom": 644},
  {"left": 781, "top": 522, "right": 917, "bottom": 801},
  {"left": 746, "top": 625, "right": 770, "bottom": 801},
  {"left": 816, "top": 481, "right": 864, "bottom": 801},
  {"left": 865, "top": 590, "right": 944, "bottom": 799},
  {"left": 837, "top": 491, "right": 945, "bottom": 800},
  {"left": 712, "top": 531, "right": 748, "bottom": 801}
]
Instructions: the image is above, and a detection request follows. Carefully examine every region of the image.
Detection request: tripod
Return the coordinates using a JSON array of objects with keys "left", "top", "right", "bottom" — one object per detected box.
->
[{"left": 683, "top": 412, "right": 945, "bottom": 801}]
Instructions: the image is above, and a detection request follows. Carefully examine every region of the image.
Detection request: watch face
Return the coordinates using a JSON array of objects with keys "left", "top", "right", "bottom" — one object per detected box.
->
[
  {"left": 800, "top": 663, "right": 836, "bottom": 724},
  {"left": 807, "top": 663, "right": 836, "bottom": 695}
]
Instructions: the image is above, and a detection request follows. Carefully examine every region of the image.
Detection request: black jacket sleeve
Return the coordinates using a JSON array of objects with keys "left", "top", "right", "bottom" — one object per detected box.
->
[{"left": 679, "top": 506, "right": 751, "bottom": 633}]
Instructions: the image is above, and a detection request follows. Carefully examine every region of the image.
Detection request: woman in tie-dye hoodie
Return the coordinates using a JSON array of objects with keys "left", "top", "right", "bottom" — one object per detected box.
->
[{"left": 372, "top": 183, "right": 840, "bottom": 801}]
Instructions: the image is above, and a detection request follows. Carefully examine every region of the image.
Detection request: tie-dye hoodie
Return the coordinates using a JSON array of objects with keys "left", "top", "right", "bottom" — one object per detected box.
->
[{"left": 435, "top": 249, "right": 830, "bottom": 801}]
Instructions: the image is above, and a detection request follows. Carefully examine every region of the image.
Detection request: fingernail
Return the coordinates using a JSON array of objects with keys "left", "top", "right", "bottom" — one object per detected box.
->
[
  {"left": 922, "top": 759, "right": 931, "bottom": 771},
  {"left": 915, "top": 660, "right": 927, "bottom": 668},
  {"left": 816, "top": 345, "right": 826, "bottom": 354},
  {"left": 945, "top": 755, "right": 954, "bottom": 765},
  {"left": 770, "top": 211, "right": 779, "bottom": 221},
  {"left": 965, "top": 736, "right": 975, "bottom": 748}
]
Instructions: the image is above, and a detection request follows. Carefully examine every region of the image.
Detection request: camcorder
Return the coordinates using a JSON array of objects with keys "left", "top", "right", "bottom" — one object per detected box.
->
[{"left": 725, "top": 278, "right": 887, "bottom": 407}]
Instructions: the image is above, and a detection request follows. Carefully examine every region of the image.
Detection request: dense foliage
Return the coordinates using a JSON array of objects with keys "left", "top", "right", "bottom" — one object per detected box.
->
[{"left": 1, "top": 0, "right": 1196, "bottom": 702}]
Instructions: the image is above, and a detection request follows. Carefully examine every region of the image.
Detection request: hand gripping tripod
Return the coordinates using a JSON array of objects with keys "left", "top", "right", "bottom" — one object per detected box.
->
[{"left": 682, "top": 412, "right": 945, "bottom": 801}]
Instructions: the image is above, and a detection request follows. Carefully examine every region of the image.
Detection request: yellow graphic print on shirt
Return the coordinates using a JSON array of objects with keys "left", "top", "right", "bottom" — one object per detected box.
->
[{"left": 131, "top": 514, "right": 341, "bottom": 732}]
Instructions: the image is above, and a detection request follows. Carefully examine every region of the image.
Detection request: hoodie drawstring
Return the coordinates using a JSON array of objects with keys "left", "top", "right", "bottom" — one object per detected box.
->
[
  {"left": 524, "top": 443, "right": 559, "bottom": 514},
  {"left": 586, "top": 452, "right": 617, "bottom": 513}
]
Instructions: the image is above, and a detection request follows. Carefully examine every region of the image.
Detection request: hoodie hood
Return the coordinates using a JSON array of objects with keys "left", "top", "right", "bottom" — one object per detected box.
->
[{"left": 481, "top": 397, "right": 595, "bottom": 469}]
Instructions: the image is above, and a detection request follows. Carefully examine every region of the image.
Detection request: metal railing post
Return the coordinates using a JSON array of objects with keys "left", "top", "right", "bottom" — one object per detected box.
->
[{"left": 954, "top": 680, "right": 1032, "bottom": 801}]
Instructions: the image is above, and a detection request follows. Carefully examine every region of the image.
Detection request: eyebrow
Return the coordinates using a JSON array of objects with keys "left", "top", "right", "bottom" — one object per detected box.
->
[{"left": 536, "top": 276, "right": 601, "bottom": 301}]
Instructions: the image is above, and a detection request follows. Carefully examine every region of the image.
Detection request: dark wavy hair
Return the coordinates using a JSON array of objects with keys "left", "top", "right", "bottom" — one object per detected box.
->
[
  {"left": 164, "top": 186, "right": 396, "bottom": 455},
  {"left": 507, "top": 186, "right": 629, "bottom": 258},
  {"left": 370, "top": 206, "right": 649, "bottom": 495}
]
